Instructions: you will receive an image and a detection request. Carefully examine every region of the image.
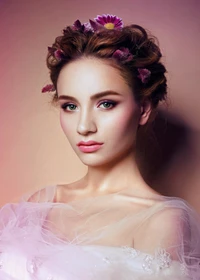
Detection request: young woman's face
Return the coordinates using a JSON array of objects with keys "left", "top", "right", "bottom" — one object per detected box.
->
[{"left": 57, "top": 57, "right": 148, "bottom": 167}]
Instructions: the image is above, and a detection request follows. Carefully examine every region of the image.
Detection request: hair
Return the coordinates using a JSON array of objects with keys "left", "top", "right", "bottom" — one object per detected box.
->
[{"left": 46, "top": 23, "right": 167, "bottom": 110}]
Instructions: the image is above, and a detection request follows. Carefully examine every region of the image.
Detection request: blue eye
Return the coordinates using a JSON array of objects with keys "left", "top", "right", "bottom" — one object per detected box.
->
[
  {"left": 98, "top": 101, "right": 116, "bottom": 109},
  {"left": 61, "top": 103, "right": 77, "bottom": 111}
]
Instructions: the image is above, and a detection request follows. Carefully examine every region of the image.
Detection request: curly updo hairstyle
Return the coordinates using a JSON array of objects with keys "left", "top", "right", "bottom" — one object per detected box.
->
[{"left": 46, "top": 22, "right": 167, "bottom": 110}]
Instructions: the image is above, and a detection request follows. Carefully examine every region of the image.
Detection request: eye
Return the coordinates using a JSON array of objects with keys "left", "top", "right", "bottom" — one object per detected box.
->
[
  {"left": 98, "top": 100, "right": 117, "bottom": 109},
  {"left": 61, "top": 103, "right": 77, "bottom": 111}
]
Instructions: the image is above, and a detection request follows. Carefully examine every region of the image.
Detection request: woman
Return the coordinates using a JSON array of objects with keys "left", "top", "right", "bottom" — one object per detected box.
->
[{"left": 0, "top": 14, "right": 199, "bottom": 279}]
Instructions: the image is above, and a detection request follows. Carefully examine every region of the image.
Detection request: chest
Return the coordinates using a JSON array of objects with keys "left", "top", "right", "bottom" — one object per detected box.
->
[{"left": 43, "top": 198, "right": 146, "bottom": 246}]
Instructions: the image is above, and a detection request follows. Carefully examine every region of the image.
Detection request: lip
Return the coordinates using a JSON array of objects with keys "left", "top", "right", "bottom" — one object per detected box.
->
[
  {"left": 77, "top": 141, "right": 103, "bottom": 146},
  {"left": 77, "top": 141, "right": 103, "bottom": 153}
]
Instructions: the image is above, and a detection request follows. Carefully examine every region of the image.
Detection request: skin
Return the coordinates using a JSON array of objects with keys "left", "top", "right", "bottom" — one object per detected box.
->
[
  {"left": 42, "top": 57, "right": 180, "bottom": 253},
  {"left": 56, "top": 57, "right": 156, "bottom": 198}
]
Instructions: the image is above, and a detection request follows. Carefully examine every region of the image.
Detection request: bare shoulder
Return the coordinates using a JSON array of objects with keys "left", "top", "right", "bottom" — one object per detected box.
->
[{"left": 27, "top": 185, "right": 57, "bottom": 202}]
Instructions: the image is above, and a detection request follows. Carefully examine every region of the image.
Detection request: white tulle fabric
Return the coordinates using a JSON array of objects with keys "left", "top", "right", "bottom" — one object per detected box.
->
[{"left": 0, "top": 185, "right": 200, "bottom": 279}]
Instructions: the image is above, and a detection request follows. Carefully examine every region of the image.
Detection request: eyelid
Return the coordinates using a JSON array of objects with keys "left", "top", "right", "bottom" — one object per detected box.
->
[
  {"left": 60, "top": 102, "right": 78, "bottom": 111},
  {"left": 60, "top": 100, "right": 77, "bottom": 105},
  {"left": 59, "top": 100, "right": 76, "bottom": 105},
  {"left": 97, "top": 99, "right": 117, "bottom": 105},
  {"left": 97, "top": 99, "right": 117, "bottom": 110}
]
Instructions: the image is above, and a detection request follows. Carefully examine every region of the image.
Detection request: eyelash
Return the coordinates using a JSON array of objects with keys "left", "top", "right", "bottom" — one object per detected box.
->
[
  {"left": 98, "top": 100, "right": 117, "bottom": 109},
  {"left": 61, "top": 103, "right": 77, "bottom": 111},
  {"left": 60, "top": 100, "right": 117, "bottom": 112}
]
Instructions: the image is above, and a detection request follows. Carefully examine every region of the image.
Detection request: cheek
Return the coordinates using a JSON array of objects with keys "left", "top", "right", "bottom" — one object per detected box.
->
[
  {"left": 60, "top": 114, "right": 72, "bottom": 137},
  {"left": 107, "top": 108, "right": 139, "bottom": 137},
  {"left": 60, "top": 114, "right": 66, "bottom": 131}
]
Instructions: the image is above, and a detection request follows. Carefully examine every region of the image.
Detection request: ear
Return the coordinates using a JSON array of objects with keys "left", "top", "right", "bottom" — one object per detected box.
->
[{"left": 139, "top": 100, "right": 152, "bottom": 125}]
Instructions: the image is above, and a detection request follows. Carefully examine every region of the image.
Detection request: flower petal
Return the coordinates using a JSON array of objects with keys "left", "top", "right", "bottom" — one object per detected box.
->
[
  {"left": 94, "top": 14, "right": 123, "bottom": 29},
  {"left": 48, "top": 47, "right": 56, "bottom": 54},
  {"left": 41, "top": 84, "right": 55, "bottom": 93},
  {"left": 89, "top": 19, "right": 101, "bottom": 31},
  {"left": 137, "top": 68, "right": 151, "bottom": 83},
  {"left": 83, "top": 22, "right": 93, "bottom": 32},
  {"left": 72, "top": 19, "right": 83, "bottom": 31},
  {"left": 112, "top": 48, "right": 133, "bottom": 61},
  {"left": 54, "top": 49, "right": 64, "bottom": 60}
]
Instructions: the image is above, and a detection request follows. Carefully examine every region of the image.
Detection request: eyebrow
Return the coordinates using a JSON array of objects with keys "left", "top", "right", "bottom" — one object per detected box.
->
[{"left": 58, "top": 90, "right": 122, "bottom": 102}]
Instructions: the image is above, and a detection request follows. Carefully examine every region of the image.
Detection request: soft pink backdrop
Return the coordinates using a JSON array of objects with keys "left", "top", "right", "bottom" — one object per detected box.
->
[{"left": 0, "top": 0, "right": 200, "bottom": 211}]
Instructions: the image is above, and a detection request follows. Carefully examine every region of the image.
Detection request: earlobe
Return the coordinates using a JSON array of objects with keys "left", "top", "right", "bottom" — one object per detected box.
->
[{"left": 139, "top": 101, "right": 152, "bottom": 125}]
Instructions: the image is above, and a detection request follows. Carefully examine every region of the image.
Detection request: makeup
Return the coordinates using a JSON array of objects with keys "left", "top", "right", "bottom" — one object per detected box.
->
[{"left": 77, "top": 141, "right": 103, "bottom": 153}]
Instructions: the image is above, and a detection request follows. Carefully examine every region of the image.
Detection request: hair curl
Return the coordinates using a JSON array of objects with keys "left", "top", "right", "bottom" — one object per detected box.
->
[{"left": 46, "top": 24, "right": 167, "bottom": 109}]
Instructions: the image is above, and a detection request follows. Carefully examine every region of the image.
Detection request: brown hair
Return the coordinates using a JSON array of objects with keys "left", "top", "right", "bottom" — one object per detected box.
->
[{"left": 46, "top": 24, "right": 167, "bottom": 109}]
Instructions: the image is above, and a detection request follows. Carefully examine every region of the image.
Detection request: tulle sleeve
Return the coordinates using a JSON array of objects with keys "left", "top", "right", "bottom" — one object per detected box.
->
[
  {"left": 0, "top": 186, "right": 200, "bottom": 279},
  {"left": 20, "top": 185, "right": 57, "bottom": 203},
  {"left": 133, "top": 197, "right": 200, "bottom": 279}
]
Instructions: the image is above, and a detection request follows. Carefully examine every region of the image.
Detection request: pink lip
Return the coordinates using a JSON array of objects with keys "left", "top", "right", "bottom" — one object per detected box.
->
[{"left": 77, "top": 141, "right": 103, "bottom": 153}]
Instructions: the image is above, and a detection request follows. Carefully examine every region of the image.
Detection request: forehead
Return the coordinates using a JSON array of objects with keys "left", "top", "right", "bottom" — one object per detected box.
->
[{"left": 57, "top": 57, "right": 132, "bottom": 98}]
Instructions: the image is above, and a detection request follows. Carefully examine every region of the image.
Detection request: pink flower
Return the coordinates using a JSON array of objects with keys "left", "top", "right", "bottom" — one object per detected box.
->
[
  {"left": 94, "top": 14, "right": 123, "bottom": 30},
  {"left": 71, "top": 14, "right": 123, "bottom": 33},
  {"left": 137, "top": 68, "right": 151, "bottom": 83},
  {"left": 41, "top": 84, "right": 55, "bottom": 93},
  {"left": 112, "top": 48, "right": 133, "bottom": 62}
]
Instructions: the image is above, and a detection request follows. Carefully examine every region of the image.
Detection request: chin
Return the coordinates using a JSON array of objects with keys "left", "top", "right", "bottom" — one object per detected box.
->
[
  {"left": 76, "top": 153, "right": 109, "bottom": 167},
  {"left": 80, "top": 158, "right": 106, "bottom": 167},
  {"left": 78, "top": 153, "right": 123, "bottom": 168}
]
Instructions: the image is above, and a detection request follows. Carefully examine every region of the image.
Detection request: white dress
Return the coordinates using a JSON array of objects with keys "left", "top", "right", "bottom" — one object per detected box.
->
[{"left": 0, "top": 185, "right": 199, "bottom": 279}]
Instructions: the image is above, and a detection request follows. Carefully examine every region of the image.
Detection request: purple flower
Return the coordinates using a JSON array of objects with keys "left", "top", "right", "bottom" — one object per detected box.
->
[
  {"left": 42, "top": 84, "right": 55, "bottom": 93},
  {"left": 83, "top": 22, "right": 93, "bottom": 32},
  {"left": 48, "top": 47, "right": 64, "bottom": 61},
  {"left": 72, "top": 19, "right": 93, "bottom": 32},
  {"left": 89, "top": 19, "right": 101, "bottom": 32},
  {"left": 112, "top": 48, "right": 133, "bottom": 62},
  {"left": 72, "top": 19, "right": 84, "bottom": 31},
  {"left": 137, "top": 68, "right": 151, "bottom": 83},
  {"left": 94, "top": 14, "right": 123, "bottom": 30},
  {"left": 71, "top": 14, "right": 123, "bottom": 33},
  {"left": 54, "top": 49, "right": 64, "bottom": 60},
  {"left": 48, "top": 46, "right": 56, "bottom": 54}
]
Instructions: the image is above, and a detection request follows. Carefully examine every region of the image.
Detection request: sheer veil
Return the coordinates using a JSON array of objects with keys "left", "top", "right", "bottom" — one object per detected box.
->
[{"left": 0, "top": 185, "right": 200, "bottom": 279}]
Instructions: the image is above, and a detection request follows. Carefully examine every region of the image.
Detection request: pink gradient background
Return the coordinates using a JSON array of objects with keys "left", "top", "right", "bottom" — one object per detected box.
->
[{"left": 0, "top": 0, "right": 200, "bottom": 211}]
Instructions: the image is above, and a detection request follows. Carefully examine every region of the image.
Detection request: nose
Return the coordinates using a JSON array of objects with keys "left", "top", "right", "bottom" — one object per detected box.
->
[{"left": 77, "top": 109, "right": 97, "bottom": 135}]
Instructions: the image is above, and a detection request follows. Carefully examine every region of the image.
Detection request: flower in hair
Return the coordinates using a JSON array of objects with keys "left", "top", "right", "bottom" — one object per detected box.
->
[
  {"left": 112, "top": 47, "right": 133, "bottom": 62},
  {"left": 42, "top": 84, "right": 55, "bottom": 93},
  {"left": 48, "top": 47, "right": 65, "bottom": 61},
  {"left": 137, "top": 68, "right": 151, "bottom": 83},
  {"left": 94, "top": 14, "right": 123, "bottom": 30},
  {"left": 72, "top": 20, "right": 93, "bottom": 32},
  {"left": 54, "top": 49, "right": 65, "bottom": 60},
  {"left": 71, "top": 14, "right": 123, "bottom": 33}
]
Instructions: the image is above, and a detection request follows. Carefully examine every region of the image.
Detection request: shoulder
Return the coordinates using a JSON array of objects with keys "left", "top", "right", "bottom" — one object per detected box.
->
[
  {"left": 133, "top": 196, "right": 190, "bottom": 237},
  {"left": 24, "top": 185, "right": 57, "bottom": 203},
  {"left": 147, "top": 196, "right": 191, "bottom": 228},
  {"left": 133, "top": 197, "right": 192, "bottom": 257},
  {"left": 25, "top": 179, "right": 85, "bottom": 203},
  {"left": 142, "top": 196, "right": 197, "bottom": 246}
]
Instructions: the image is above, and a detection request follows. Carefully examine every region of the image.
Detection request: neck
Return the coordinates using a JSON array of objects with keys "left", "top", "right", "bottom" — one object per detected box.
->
[{"left": 82, "top": 151, "right": 149, "bottom": 195}]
